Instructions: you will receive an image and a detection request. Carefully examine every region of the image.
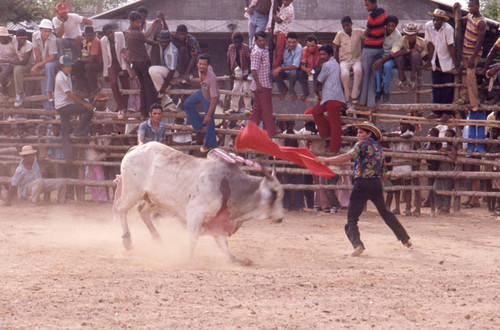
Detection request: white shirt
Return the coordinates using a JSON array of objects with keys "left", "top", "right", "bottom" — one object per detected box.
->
[
  {"left": 54, "top": 70, "right": 74, "bottom": 109},
  {"left": 52, "top": 13, "right": 84, "bottom": 39},
  {"left": 15, "top": 38, "right": 35, "bottom": 65},
  {"left": 32, "top": 30, "right": 58, "bottom": 61},
  {"left": 424, "top": 21, "right": 455, "bottom": 72},
  {"left": 100, "top": 31, "right": 128, "bottom": 77},
  {"left": 0, "top": 38, "right": 18, "bottom": 62}
]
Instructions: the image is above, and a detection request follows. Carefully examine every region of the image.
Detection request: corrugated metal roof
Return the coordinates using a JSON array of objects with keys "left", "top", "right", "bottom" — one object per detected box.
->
[{"left": 6, "top": 21, "right": 37, "bottom": 33}]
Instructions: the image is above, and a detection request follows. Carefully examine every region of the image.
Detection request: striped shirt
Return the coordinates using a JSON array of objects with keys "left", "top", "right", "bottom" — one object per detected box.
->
[
  {"left": 365, "top": 7, "right": 386, "bottom": 49},
  {"left": 463, "top": 13, "right": 485, "bottom": 58}
]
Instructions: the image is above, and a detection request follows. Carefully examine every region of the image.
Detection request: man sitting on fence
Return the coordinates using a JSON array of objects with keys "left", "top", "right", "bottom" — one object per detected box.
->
[
  {"left": 31, "top": 19, "right": 59, "bottom": 111},
  {"left": 273, "top": 31, "right": 302, "bottom": 101},
  {"left": 0, "top": 145, "right": 67, "bottom": 206},
  {"left": 392, "top": 23, "right": 428, "bottom": 91},
  {"left": 52, "top": 2, "right": 93, "bottom": 60},
  {"left": 73, "top": 26, "right": 103, "bottom": 98},
  {"left": 0, "top": 26, "right": 17, "bottom": 104},
  {"left": 483, "top": 29, "right": 500, "bottom": 105},
  {"left": 11, "top": 29, "right": 35, "bottom": 109}
]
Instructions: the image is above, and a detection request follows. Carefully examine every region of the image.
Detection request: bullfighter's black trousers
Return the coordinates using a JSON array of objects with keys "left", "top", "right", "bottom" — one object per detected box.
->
[{"left": 346, "top": 178, "right": 411, "bottom": 249}]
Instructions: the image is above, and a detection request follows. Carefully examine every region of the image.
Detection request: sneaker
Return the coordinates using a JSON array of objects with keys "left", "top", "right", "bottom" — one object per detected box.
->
[
  {"left": 200, "top": 145, "right": 210, "bottom": 153},
  {"left": 47, "top": 91, "right": 54, "bottom": 102},
  {"left": 375, "top": 91, "right": 382, "bottom": 102},
  {"left": 313, "top": 207, "right": 321, "bottom": 213},
  {"left": 117, "top": 110, "right": 125, "bottom": 119},
  {"left": 225, "top": 108, "right": 239, "bottom": 114},
  {"left": 351, "top": 245, "right": 365, "bottom": 257},
  {"left": 244, "top": 109, "right": 252, "bottom": 116},
  {"left": 330, "top": 207, "right": 338, "bottom": 214},
  {"left": 14, "top": 92, "right": 24, "bottom": 108},
  {"left": 351, "top": 98, "right": 359, "bottom": 105},
  {"left": 382, "top": 91, "right": 390, "bottom": 103}
]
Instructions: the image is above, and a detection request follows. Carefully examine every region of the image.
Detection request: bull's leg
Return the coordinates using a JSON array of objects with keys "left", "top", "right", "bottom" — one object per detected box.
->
[
  {"left": 138, "top": 200, "right": 161, "bottom": 241},
  {"left": 114, "top": 193, "right": 143, "bottom": 250},
  {"left": 214, "top": 236, "right": 253, "bottom": 266}
]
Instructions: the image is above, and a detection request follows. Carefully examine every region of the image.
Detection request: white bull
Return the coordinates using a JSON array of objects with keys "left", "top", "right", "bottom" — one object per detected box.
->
[{"left": 114, "top": 142, "right": 284, "bottom": 265}]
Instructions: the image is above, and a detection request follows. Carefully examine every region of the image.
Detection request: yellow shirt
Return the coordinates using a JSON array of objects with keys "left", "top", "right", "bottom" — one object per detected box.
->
[
  {"left": 392, "top": 36, "right": 428, "bottom": 58},
  {"left": 333, "top": 29, "right": 365, "bottom": 62}
]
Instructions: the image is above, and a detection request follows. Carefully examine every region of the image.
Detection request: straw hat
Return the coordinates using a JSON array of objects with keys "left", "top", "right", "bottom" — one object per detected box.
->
[
  {"left": 0, "top": 26, "right": 12, "bottom": 37},
  {"left": 428, "top": 8, "right": 449, "bottom": 21},
  {"left": 19, "top": 145, "right": 37, "bottom": 156},
  {"left": 402, "top": 23, "right": 423, "bottom": 35},
  {"left": 38, "top": 19, "right": 54, "bottom": 30},
  {"left": 353, "top": 121, "right": 383, "bottom": 141}
]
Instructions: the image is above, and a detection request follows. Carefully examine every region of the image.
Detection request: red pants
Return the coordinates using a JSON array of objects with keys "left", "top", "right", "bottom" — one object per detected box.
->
[
  {"left": 108, "top": 62, "right": 130, "bottom": 111},
  {"left": 250, "top": 88, "right": 278, "bottom": 136},
  {"left": 272, "top": 32, "right": 287, "bottom": 69},
  {"left": 312, "top": 100, "right": 342, "bottom": 152}
]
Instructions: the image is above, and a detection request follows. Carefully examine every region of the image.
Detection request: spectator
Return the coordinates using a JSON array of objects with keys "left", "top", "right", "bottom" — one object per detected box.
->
[
  {"left": 392, "top": 23, "right": 428, "bottom": 90},
  {"left": 226, "top": 31, "right": 252, "bottom": 115},
  {"left": 250, "top": 31, "right": 278, "bottom": 136},
  {"left": 11, "top": 29, "right": 35, "bottom": 109},
  {"left": 148, "top": 30, "right": 179, "bottom": 112},
  {"left": 52, "top": 2, "right": 92, "bottom": 60},
  {"left": 101, "top": 23, "right": 130, "bottom": 115},
  {"left": 273, "top": 31, "right": 302, "bottom": 101},
  {"left": 73, "top": 26, "right": 103, "bottom": 97},
  {"left": 483, "top": 30, "right": 500, "bottom": 105},
  {"left": 485, "top": 127, "right": 500, "bottom": 215},
  {"left": 137, "top": 103, "right": 166, "bottom": 145},
  {"left": 385, "top": 122, "right": 416, "bottom": 216},
  {"left": 183, "top": 54, "right": 219, "bottom": 152},
  {"left": 333, "top": 16, "right": 365, "bottom": 104},
  {"left": 246, "top": 0, "right": 272, "bottom": 49},
  {"left": 0, "top": 26, "right": 17, "bottom": 103},
  {"left": 281, "top": 120, "right": 305, "bottom": 211},
  {"left": 359, "top": 0, "right": 386, "bottom": 107},
  {"left": 421, "top": 127, "right": 441, "bottom": 212},
  {"left": 434, "top": 129, "right": 457, "bottom": 216},
  {"left": 137, "top": 6, "right": 164, "bottom": 66},
  {"left": 270, "top": 0, "right": 295, "bottom": 69},
  {"left": 31, "top": 19, "right": 59, "bottom": 111},
  {"left": 312, "top": 44, "right": 346, "bottom": 152},
  {"left": 456, "top": 0, "right": 486, "bottom": 111},
  {"left": 424, "top": 9, "right": 458, "bottom": 121},
  {"left": 93, "top": 93, "right": 110, "bottom": 112},
  {"left": 372, "top": 15, "right": 402, "bottom": 103},
  {"left": 54, "top": 55, "right": 94, "bottom": 160},
  {"left": 124, "top": 11, "right": 159, "bottom": 119},
  {"left": 0, "top": 145, "right": 67, "bottom": 206},
  {"left": 298, "top": 34, "right": 323, "bottom": 101},
  {"left": 171, "top": 24, "right": 201, "bottom": 86}
]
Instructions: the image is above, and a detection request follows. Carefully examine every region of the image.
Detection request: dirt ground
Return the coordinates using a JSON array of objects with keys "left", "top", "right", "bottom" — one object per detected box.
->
[{"left": 0, "top": 201, "right": 499, "bottom": 329}]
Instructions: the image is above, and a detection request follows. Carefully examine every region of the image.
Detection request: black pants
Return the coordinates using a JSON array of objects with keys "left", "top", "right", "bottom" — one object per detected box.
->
[
  {"left": 346, "top": 178, "right": 410, "bottom": 249},
  {"left": 132, "top": 61, "right": 158, "bottom": 117},
  {"left": 431, "top": 69, "right": 454, "bottom": 116}
]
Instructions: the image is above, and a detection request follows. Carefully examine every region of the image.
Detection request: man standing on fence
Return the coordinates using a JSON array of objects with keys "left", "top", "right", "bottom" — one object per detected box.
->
[
  {"left": 0, "top": 145, "right": 67, "bottom": 206},
  {"left": 315, "top": 122, "right": 412, "bottom": 257}
]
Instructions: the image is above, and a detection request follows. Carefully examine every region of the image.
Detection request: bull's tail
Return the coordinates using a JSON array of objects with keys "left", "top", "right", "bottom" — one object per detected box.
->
[{"left": 112, "top": 174, "right": 122, "bottom": 221}]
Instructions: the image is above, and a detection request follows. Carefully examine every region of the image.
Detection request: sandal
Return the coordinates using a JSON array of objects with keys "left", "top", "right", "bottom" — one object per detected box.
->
[
  {"left": 466, "top": 203, "right": 480, "bottom": 208},
  {"left": 398, "top": 81, "right": 407, "bottom": 90}
]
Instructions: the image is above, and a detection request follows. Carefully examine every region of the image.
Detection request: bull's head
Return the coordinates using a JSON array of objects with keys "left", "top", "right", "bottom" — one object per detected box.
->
[{"left": 260, "top": 165, "right": 284, "bottom": 222}]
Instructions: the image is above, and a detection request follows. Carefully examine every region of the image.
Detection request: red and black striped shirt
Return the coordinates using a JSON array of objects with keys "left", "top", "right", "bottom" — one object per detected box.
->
[{"left": 365, "top": 7, "right": 386, "bottom": 49}]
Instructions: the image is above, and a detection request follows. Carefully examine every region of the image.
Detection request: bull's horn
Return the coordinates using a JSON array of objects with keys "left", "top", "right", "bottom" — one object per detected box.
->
[{"left": 271, "top": 163, "right": 277, "bottom": 177}]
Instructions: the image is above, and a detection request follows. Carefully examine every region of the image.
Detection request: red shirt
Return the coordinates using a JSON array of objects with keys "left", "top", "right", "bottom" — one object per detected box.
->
[
  {"left": 365, "top": 7, "right": 386, "bottom": 49},
  {"left": 300, "top": 45, "right": 323, "bottom": 68}
]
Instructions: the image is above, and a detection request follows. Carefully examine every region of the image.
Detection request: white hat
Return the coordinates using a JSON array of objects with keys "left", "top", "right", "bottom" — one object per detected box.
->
[
  {"left": 19, "top": 145, "right": 37, "bottom": 156},
  {"left": 0, "top": 26, "right": 12, "bottom": 37},
  {"left": 39, "top": 19, "right": 54, "bottom": 30}
]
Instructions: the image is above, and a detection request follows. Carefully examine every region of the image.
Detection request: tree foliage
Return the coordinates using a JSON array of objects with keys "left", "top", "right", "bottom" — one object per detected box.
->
[
  {"left": 0, "top": 0, "right": 43, "bottom": 24},
  {"left": 482, "top": 0, "right": 500, "bottom": 22}
]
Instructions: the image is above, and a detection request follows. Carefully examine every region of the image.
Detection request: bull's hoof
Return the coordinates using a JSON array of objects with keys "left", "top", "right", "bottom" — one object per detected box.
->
[
  {"left": 152, "top": 232, "right": 162, "bottom": 242},
  {"left": 122, "top": 234, "right": 133, "bottom": 250}
]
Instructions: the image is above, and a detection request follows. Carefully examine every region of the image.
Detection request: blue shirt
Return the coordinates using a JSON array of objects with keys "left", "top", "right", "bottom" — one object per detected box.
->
[
  {"left": 138, "top": 119, "right": 166, "bottom": 143},
  {"left": 282, "top": 43, "right": 302, "bottom": 73},
  {"left": 11, "top": 157, "right": 42, "bottom": 198},
  {"left": 317, "top": 57, "right": 346, "bottom": 105}
]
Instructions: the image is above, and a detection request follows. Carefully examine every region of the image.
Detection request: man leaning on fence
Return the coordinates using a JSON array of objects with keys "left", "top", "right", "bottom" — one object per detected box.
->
[{"left": 0, "top": 145, "right": 67, "bottom": 206}]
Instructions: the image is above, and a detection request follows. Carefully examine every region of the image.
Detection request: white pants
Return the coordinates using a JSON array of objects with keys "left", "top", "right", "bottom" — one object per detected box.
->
[
  {"left": 148, "top": 66, "right": 175, "bottom": 106},
  {"left": 27, "top": 178, "right": 67, "bottom": 204},
  {"left": 340, "top": 60, "right": 362, "bottom": 101},
  {"left": 230, "top": 78, "right": 252, "bottom": 111}
]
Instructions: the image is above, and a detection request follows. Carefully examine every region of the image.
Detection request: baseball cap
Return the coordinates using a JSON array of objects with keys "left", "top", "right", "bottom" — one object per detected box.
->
[
  {"left": 56, "top": 2, "right": 69, "bottom": 14},
  {"left": 59, "top": 55, "right": 74, "bottom": 66}
]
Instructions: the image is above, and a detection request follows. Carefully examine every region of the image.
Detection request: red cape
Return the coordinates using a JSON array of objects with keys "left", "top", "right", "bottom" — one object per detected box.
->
[{"left": 235, "top": 121, "right": 335, "bottom": 178}]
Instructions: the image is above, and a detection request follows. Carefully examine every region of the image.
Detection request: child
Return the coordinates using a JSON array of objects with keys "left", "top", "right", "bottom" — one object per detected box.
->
[
  {"left": 434, "top": 129, "right": 457, "bottom": 216},
  {"left": 124, "top": 11, "right": 159, "bottom": 118},
  {"left": 226, "top": 31, "right": 252, "bottom": 114}
]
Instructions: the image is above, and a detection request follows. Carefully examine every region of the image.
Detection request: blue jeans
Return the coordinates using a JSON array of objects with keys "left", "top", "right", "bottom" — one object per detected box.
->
[
  {"left": 183, "top": 89, "right": 217, "bottom": 149},
  {"left": 375, "top": 59, "right": 395, "bottom": 93},
  {"left": 40, "top": 60, "right": 58, "bottom": 110},
  {"left": 467, "top": 110, "right": 486, "bottom": 152},
  {"left": 360, "top": 48, "right": 383, "bottom": 107},
  {"left": 248, "top": 12, "right": 269, "bottom": 49}
]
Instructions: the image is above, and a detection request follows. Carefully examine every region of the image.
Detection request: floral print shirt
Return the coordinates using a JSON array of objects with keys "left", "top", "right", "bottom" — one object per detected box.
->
[{"left": 348, "top": 137, "right": 388, "bottom": 179}]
